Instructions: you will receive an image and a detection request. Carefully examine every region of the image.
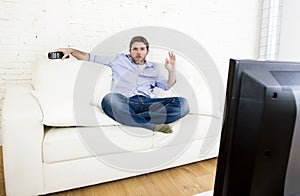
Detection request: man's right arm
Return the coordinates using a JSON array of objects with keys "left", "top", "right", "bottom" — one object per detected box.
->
[{"left": 54, "top": 48, "right": 90, "bottom": 61}]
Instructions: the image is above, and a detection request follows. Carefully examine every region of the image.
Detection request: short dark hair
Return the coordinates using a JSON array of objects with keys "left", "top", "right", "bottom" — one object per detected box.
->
[{"left": 129, "top": 36, "right": 149, "bottom": 51}]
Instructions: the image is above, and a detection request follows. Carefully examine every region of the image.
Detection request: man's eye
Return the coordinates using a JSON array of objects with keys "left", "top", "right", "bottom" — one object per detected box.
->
[{"left": 131, "top": 47, "right": 146, "bottom": 51}]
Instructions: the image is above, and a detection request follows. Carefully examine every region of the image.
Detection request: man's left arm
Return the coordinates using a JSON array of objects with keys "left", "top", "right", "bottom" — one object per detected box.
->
[{"left": 165, "top": 51, "right": 176, "bottom": 88}]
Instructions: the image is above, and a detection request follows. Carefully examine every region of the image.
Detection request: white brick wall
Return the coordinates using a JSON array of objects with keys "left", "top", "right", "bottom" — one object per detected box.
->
[{"left": 0, "top": 0, "right": 263, "bottom": 129}]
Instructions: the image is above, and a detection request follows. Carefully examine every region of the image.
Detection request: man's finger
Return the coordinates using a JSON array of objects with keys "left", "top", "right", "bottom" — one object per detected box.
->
[
  {"left": 61, "top": 54, "right": 68, "bottom": 61},
  {"left": 169, "top": 51, "right": 175, "bottom": 60},
  {"left": 54, "top": 48, "right": 62, "bottom": 52}
]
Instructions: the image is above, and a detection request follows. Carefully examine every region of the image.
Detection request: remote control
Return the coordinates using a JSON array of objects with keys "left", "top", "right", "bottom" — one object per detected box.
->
[{"left": 48, "top": 51, "right": 69, "bottom": 59}]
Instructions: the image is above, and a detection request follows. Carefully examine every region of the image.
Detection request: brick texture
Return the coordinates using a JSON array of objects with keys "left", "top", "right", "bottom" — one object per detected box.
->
[{"left": 0, "top": 0, "right": 263, "bottom": 130}]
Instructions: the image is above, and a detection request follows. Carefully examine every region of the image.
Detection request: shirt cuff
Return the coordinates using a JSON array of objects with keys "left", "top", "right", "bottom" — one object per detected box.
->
[{"left": 89, "top": 53, "right": 95, "bottom": 62}]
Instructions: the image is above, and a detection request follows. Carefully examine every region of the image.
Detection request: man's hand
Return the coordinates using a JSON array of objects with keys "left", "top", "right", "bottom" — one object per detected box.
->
[
  {"left": 54, "top": 48, "right": 73, "bottom": 60},
  {"left": 165, "top": 51, "right": 176, "bottom": 72},
  {"left": 54, "top": 48, "right": 90, "bottom": 61},
  {"left": 165, "top": 51, "right": 176, "bottom": 88}
]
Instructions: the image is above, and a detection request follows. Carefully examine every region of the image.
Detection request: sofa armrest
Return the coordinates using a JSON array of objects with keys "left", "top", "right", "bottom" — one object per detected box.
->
[{"left": 1, "top": 85, "right": 44, "bottom": 196}]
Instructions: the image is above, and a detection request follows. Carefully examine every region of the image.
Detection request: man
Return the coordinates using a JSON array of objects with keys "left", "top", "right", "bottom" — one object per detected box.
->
[{"left": 55, "top": 36, "right": 189, "bottom": 133}]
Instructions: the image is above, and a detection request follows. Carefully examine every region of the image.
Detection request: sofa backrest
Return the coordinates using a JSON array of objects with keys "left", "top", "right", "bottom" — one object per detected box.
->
[{"left": 31, "top": 54, "right": 221, "bottom": 127}]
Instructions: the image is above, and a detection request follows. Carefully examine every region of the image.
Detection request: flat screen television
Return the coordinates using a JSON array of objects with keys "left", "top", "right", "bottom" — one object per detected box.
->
[{"left": 213, "top": 59, "right": 300, "bottom": 196}]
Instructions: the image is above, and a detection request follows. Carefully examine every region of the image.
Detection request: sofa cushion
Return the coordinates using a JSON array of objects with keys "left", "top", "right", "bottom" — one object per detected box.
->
[
  {"left": 42, "top": 113, "right": 221, "bottom": 164},
  {"left": 31, "top": 90, "right": 119, "bottom": 127},
  {"left": 32, "top": 57, "right": 116, "bottom": 126},
  {"left": 147, "top": 50, "right": 220, "bottom": 117},
  {"left": 43, "top": 126, "right": 154, "bottom": 164},
  {"left": 152, "top": 114, "right": 222, "bottom": 148}
]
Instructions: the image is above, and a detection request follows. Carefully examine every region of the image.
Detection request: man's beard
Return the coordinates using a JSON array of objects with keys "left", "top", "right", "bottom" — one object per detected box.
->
[{"left": 133, "top": 56, "right": 146, "bottom": 65}]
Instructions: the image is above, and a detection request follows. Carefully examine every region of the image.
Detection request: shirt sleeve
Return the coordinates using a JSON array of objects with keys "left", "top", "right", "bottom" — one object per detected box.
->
[
  {"left": 89, "top": 54, "right": 115, "bottom": 67},
  {"left": 155, "top": 68, "right": 170, "bottom": 91}
]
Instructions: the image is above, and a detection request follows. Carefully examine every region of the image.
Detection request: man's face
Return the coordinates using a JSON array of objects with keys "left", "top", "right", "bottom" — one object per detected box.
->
[{"left": 129, "top": 42, "right": 149, "bottom": 65}]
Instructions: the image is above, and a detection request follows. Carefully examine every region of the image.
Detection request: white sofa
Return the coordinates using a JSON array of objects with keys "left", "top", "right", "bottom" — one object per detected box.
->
[{"left": 1, "top": 55, "right": 224, "bottom": 196}]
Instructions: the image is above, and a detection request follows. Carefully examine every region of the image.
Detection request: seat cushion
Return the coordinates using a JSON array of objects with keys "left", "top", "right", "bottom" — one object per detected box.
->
[
  {"left": 43, "top": 126, "right": 154, "bottom": 164},
  {"left": 152, "top": 114, "right": 222, "bottom": 148},
  {"left": 42, "top": 114, "right": 222, "bottom": 164}
]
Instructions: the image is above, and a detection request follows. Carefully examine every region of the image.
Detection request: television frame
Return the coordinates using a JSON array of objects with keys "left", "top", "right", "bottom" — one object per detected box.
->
[{"left": 213, "top": 59, "right": 300, "bottom": 196}]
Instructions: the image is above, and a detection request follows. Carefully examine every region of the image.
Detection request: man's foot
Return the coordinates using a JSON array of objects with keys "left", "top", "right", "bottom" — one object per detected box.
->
[{"left": 153, "top": 124, "right": 173, "bottom": 134}]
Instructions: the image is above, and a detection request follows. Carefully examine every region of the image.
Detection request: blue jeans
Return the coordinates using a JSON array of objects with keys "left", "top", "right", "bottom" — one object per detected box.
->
[{"left": 101, "top": 93, "right": 190, "bottom": 130}]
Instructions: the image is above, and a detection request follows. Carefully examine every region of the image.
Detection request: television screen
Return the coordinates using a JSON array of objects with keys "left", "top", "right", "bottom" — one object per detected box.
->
[{"left": 213, "top": 59, "right": 300, "bottom": 196}]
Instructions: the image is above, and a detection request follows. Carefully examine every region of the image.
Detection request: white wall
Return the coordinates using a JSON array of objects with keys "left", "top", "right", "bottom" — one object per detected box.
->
[
  {"left": 0, "top": 0, "right": 263, "bottom": 128},
  {"left": 278, "top": 0, "right": 300, "bottom": 61}
]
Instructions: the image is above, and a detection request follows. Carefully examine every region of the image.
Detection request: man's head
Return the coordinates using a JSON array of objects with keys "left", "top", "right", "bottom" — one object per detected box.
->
[{"left": 129, "top": 36, "right": 149, "bottom": 65}]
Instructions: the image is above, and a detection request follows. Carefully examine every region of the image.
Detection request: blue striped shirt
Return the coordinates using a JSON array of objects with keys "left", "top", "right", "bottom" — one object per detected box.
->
[{"left": 89, "top": 53, "right": 169, "bottom": 98}]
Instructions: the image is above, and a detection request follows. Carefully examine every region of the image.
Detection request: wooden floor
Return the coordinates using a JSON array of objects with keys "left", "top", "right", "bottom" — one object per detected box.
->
[{"left": 0, "top": 147, "right": 217, "bottom": 196}]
